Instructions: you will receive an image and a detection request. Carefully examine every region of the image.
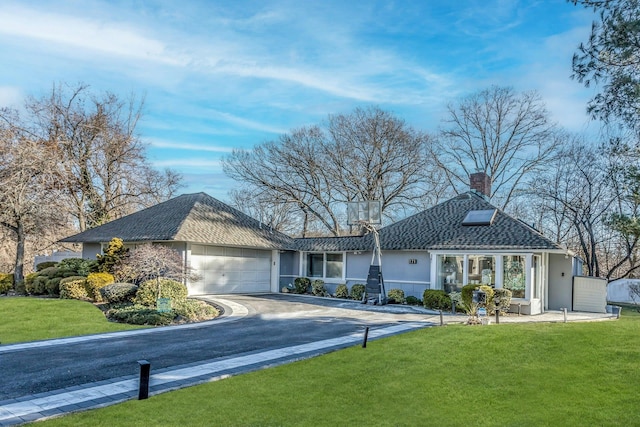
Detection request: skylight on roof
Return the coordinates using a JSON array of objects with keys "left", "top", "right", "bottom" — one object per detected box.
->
[{"left": 462, "top": 209, "right": 497, "bottom": 226}]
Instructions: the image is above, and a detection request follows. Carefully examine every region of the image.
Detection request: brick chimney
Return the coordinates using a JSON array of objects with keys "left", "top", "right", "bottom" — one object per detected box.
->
[{"left": 470, "top": 172, "right": 491, "bottom": 198}]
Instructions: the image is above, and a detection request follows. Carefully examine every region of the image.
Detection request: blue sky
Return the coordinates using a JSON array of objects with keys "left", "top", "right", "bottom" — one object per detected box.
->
[{"left": 0, "top": 1, "right": 598, "bottom": 201}]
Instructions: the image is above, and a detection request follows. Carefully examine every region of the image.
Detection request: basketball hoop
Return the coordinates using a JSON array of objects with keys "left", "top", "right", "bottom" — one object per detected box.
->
[
  {"left": 346, "top": 200, "right": 386, "bottom": 304},
  {"left": 347, "top": 200, "right": 381, "bottom": 226}
]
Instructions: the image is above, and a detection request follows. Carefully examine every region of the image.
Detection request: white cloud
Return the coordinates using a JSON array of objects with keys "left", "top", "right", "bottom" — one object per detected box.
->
[
  {"left": 153, "top": 158, "right": 222, "bottom": 169},
  {"left": 148, "top": 139, "right": 235, "bottom": 153},
  {"left": 0, "top": 4, "right": 185, "bottom": 65},
  {"left": 0, "top": 86, "right": 23, "bottom": 107}
]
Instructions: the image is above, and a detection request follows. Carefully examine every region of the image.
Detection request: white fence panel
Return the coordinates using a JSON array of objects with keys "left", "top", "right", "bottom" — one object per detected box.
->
[{"left": 573, "top": 276, "right": 607, "bottom": 313}]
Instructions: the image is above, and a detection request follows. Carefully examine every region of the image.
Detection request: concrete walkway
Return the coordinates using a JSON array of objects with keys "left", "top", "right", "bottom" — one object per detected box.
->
[{"left": 0, "top": 296, "right": 617, "bottom": 426}]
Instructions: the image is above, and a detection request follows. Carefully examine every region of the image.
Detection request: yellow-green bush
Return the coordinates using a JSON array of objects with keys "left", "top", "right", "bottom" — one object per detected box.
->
[
  {"left": 134, "top": 279, "right": 188, "bottom": 307},
  {"left": 388, "top": 288, "right": 405, "bottom": 304},
  {"left": 24, "top": 272, "right": 38, "bottom": 294},
  {"left": 85, "top": 272, "right": 115, "bottom": 302},
  {"left": 335, "top": 284, "right": 349, "bottom": 298},
  {"left": 0, "top": 273, "right": 13, "bottom": 294},
  {"left": 350, "top": 284, "right": 366, "bottom": 300},
  {"left": 59, "top": 276, "right": 89, "bottom": 300}
]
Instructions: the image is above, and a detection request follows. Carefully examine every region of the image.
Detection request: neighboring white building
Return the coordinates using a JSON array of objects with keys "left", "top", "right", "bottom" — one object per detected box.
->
[{"left": 607, "top": 279, "right": 640, "bottom": 304}]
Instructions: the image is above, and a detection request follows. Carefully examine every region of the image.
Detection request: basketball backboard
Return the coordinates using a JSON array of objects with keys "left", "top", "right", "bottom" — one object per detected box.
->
[{"left": 347, "top": 200, "right": 381, "bottom": 225}]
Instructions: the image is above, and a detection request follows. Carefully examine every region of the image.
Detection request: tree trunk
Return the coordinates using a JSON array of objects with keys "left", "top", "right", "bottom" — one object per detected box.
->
[{"left": 14, "top": 221, "right": 25, "bottom": 284}]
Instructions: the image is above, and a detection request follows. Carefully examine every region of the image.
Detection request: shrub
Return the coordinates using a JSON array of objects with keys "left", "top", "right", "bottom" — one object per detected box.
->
[
  {"left": 423, "top": 290, "right": 452, "bottom": 310},
  {"left": 0, "top": 273, "right": 13, "bottom": 294},
  {"left": 493, "top": 288, "right": 512, "bottom": 315},
  {"left": 449, "top": 291, "right": 463, "bottom": 312},
  {"left": 172, "top": 299, "right": 219, "bottom": 322},
  {"left": 96, "top": 237, "right": 128, "bottom": 274},
  {"left": 106, "top": 304, "right": 174, "bottom": 326},
  {"left": 405, "top": 295, "right": 421, "bottom": 306},
  {"left": 45, "top": 277, "right": 62, "bottom": 296},
  {"left": 335, "top": 284, "right": 349, "bottom": 299},
  {"left": 293, "top": 277, "right": 311, "bottom": 294},
  {"left": 36, "top": 261, "right": 58, "bottom": 271},
  {"left": 387, "top": 288, "right": 405, "bottom": 304},
  {"left": 85, "top": 272, "right": 115, "bottom": 302},
  {"left": 38, "top": 266, "right": 60, "bottom": 278},
  {"left": 100, "top": 283, "right": 139, "bottom": 303},
  {"left": 350, "top": 284, "right": 366, "bottom": 301},
  {"left": 311, "top": 279, "right": 326, "bottom": 296},
  {"left": 59, "top": 277, "right": 89, "bottom": 300},
  {"left": 461, "top": 283, "right": 478, "bottom": 311},
  {"left": 57, "top": 258, "right": 95, "bottom": 276},
  {"left": 134, "top": 278, "right": 188, "bottom": 307},
  {"left": 479, "top": 285, "right": 496, "bottom": 314},
  {"left": 32, "top": 276, "right": 49, "bottom": 295}
]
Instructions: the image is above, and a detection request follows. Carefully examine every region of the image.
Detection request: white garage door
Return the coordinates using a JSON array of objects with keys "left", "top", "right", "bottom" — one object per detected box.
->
[{"left": 189, "top": 245, "right": 272, "bottom": 294}]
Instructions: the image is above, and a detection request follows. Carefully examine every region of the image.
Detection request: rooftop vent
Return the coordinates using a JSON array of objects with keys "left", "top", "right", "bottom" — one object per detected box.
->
[{"left": 462, "top": 209, "right": 497, "bottom": 226}]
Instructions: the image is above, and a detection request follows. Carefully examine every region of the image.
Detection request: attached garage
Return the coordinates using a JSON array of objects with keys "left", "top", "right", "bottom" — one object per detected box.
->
[
  {"left": 189, "top": 245, "right": 272, "bottom": 294},
  {"left": 61, "top": 193, "right": 294, "bottom": 296}
]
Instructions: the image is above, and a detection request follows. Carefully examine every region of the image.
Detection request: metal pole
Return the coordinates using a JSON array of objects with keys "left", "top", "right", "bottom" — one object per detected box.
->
[
  {"left": 362, "top": 327, "right": 369, "bottom": 348},
  {"left": 138, "top": 360, "right": 151, "bottom": 400},
  {"left": 495, "top": 308, "right": 500, "bottom": 324},
  {"left": 439, "top": 310, "right": 444, "bottom": 326},
  {"left": 563, "top": 307, "right": 567, "bottom": 323},
  {"left": 452, "top": 301, "right": 456, "bottom": 314}
]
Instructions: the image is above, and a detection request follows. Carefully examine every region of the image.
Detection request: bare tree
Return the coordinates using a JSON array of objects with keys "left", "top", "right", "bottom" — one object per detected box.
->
[
  {"left": 0, "top": 109, "right": 66, "bottom": 282},
  {"left": 228, "top": 187, "right": 301, "bottom": 236},
  {"left": 223, "top": 106, "right": 433, "bottom": 236},
  {"left": 25, "top": 83, "right": 183, "bottom": 231},
  {"left": 528, "top": 137, "right": 614, "bottom": 277},
  {"left": 113, "top": 244, "right": 199, "bottom": 285},
  {"left": 434, "top": 86, "right": 559, "bottom": 209}
]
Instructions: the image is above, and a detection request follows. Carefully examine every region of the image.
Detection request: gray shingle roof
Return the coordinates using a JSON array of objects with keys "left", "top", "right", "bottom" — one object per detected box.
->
[
  {"left": 61, "top": 193, "right": 295, "bottom": 249},
  {"left": 296, "top": 192, "right": 564, "bottom": 252}
]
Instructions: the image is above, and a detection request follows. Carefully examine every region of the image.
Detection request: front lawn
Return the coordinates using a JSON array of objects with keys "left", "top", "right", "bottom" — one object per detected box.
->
[
  {"left": 37, "top": 310, "right": 640, "bottom": 426},
  {"left": 0, "top": 298, "right": 144, "bottom": 344}
]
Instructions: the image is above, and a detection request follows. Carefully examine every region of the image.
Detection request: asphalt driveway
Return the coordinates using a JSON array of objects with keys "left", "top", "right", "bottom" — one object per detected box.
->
[{"left": 0, "top": 294, "right": 433, "bottom": 402}]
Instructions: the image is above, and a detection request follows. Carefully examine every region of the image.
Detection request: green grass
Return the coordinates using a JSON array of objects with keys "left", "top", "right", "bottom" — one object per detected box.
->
[
  {"left": 0, "top": 297, "right": 144, "bottom": 344},
  {"left": 36, "top": 310, "right": 640, "bottom": 426}
]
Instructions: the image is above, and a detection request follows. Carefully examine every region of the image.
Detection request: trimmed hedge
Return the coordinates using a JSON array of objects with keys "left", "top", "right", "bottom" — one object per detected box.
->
[
  {"left": 311, "top": 279, "right": 326, "bottom": 296},
  {"left": 85, "top": 272, "right": 115, "bottom": 302},
  {"left": 0, "top": 273, "right": 13, "bottom": 294},
  {"left": 293, "top": 277, "right": 311, "bottom": 294},
  {"left": 45, "top": 277, "right": 62, "bottom": 296},
  {"left": 134, "top": 279, "right": 188, "bottom": 307},
  {"left": 335, "top": 284, "right": 349, "bottom": 299},
  {"left": 423, "top": 290, "right": 452, "bottom": 310},
  {"left": 388, "top": 288, "right": 405, "bottom": 304},
  {"left": 39, "top": 266, "right": 60, "bottom": 278},
  {"left": 173, "top": 300, "right": 219, "bottom": 322},
  {"left": 350, "top": 284, "right": 366, "bottom": 301},
  {"left": 59, "top": 276, "right": 89, "bottom": 300},
  {"left": 100, "top": 283, "right": 139, "bottom": 304},
  {"left": 461, "top": 284, "right": 478, "bottom": 311},
  {"left": 405, "top": 295, "right": 421, "bottom": 306},
  {"left": 36, "top": 261, "right": 58, "bottom": 271},
  {"left": 106, "top": 304, "right": 174, "bottom": 325},
  {"left": 57, "top": 258, "right": 96, "bottom": 277}
]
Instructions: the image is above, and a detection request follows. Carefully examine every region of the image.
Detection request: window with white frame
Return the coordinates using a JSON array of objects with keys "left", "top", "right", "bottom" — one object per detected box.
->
[
  {"left": 503, "top": 255, "right": 525, "bottom": 298},
  {"left": 305, "top": 253, "right": 344, "bottom": 279}
]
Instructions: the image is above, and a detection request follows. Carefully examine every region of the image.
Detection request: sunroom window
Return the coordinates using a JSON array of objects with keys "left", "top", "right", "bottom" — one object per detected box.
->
[{"left": 503, "top": 255, "right": 525, "bottom": 298}]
